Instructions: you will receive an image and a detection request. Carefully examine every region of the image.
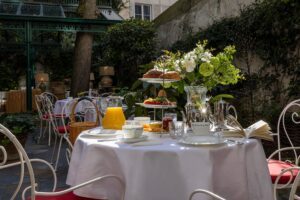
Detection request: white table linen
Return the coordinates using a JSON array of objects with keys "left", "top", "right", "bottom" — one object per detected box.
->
[
  {"left": 53, "top": 99, "right": 98, "bottom": 122},
  {"left": 66, "top": 131, "right": 273, "bottom": 200}
]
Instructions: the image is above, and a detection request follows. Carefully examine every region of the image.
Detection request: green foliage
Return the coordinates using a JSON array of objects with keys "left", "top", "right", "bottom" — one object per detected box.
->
[
  {"left": 170, "top": 0, "right": 300, "bottom": 126},
  {"left": 0, "top": 113, "right": 36, "bottom": 146},
  {"left": 95, "top": 19, "right": 157, "bottom": 87},
  {"left": 0, "top": 53, "right": 26, "bottom": 91}
]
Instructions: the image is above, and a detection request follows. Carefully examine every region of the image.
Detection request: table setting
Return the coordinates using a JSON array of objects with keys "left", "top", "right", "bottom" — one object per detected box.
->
[
  {"left": 66, "top": 42, "right": 274, "bottom": 200},
  {"left": 66, "top": 90, "right": 274, "bottom": 200}
]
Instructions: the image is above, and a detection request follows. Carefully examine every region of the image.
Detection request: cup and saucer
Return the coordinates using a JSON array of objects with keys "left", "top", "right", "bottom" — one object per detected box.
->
[{"left": 119, "top": 124, "right": 148, "bottom": 143}]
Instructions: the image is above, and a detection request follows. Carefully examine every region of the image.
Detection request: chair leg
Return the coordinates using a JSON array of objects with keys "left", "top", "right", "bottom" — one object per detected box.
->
[
  {"left": 54, "top": 136, "right": 63, "bottom": 171},
  {"left": 48, "top": 122, "right": 51, "bottom": 146},
  {"left": 39, "top": 121, "right": 48, "bottom": 144},
  {"left": 50, "top": 132, "right": 58, "bottom": 165},
  {"left": 37, "top": 120, "right": 43, "bottom": 144}
]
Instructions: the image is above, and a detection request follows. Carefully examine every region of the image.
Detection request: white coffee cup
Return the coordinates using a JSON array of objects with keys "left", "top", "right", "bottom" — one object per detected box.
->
[
  {"left": 122, "top": 125, "right": 143, "bottom": 139},
  {"left": 133, "top": 117, "right": 151, "bottom": 126}
]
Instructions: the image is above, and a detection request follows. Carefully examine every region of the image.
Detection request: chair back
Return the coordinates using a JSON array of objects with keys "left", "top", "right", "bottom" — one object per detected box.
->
[
  {"left": 274, "top": 99, "right": 300, "bottom": 161},
  {"left": 41, "top": 92, "right": 57, "bottom": 108},
  {"left": 35, "top": 94, "right": 52, "bottom": 119},
  {"left": 0, "top": 124, "right": 37, "bottom": 200},
  {"left": 78, "top": 90, "right": 99, "bottom": 98}
]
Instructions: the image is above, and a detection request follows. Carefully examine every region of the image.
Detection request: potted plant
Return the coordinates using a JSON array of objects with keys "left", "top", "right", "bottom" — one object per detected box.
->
[{"left": 0, "top": 113, "right": 36, "bottom": 160}]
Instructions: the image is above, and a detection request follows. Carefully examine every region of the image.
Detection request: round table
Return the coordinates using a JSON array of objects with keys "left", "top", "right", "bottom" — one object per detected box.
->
[{"left": 66, "top": 130, "right": 273, "bottom": 200}]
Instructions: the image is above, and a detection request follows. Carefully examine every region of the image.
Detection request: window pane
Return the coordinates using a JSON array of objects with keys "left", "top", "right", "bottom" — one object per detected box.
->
[
  {"left": 135, "top": 4, "right": 142, "bottom": 15},
  {"left": 135, "top": 14, "right": 142, "bottom": 19},
  {"left": 143, "top": 5, "right": 150, "bottom": 16},
  {"left": 144, "top": 15, "right": 150, "bottom": 20}
]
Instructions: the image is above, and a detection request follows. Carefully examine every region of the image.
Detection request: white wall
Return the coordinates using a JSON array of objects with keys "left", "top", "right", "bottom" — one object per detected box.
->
[{"left": 119, "top": 0, "right": 177, "bottom": 20}]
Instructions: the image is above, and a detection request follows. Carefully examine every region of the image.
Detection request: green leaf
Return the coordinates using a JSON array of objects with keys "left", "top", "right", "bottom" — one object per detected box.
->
[{"left": 210, "top": 94, "right": 234, "bottom": 103}]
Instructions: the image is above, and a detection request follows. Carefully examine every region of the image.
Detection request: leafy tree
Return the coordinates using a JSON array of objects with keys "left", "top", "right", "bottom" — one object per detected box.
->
[
  {"left": 71, "top": 0, "right": 98, "bottom": 96},
  {"left": 97, "top": 19, "right": 157, "bottom": 86}
]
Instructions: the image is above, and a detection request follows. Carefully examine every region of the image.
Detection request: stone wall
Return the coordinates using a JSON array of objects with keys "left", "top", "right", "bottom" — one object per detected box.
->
[{"left": 154, "top": 0, "right": 255, "bottom": 48}]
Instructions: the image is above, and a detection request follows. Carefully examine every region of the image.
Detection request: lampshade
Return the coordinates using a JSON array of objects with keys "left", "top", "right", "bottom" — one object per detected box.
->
[
  {"left": 90, "top": 72, "right": 95, "bottom": 81},
  {"left": 35, "top": 73, "right": 49, "bottom": 82},
  {"left": 99, "top": 66, "right": 114, "bottom": 76}
]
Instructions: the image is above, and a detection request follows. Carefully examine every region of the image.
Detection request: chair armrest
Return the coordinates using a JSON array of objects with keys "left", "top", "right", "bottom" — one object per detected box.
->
[
  {"left": 34, "top": 174, "right": 125, "bottom": 200},
  {"left": 273, "top": 167, "right": 300, "bottom": 200},
  {"left": 267, "top": 147, "right": 300, "bottom": 164},
  {"left": 189, "top": 189, "right": 226, "bottom": 200}
]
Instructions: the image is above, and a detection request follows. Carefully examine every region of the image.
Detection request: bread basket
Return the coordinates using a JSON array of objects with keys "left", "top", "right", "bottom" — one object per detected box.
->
[{"left": 69, "top": 97, "right": 100, "bottom": 144}]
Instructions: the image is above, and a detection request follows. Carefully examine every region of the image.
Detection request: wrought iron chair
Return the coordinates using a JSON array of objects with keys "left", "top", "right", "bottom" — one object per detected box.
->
[
  {"left": 41, "top": 92, "right": 58, "bottom": 107},
  {"left": 189, "top": 189, "right": 226, "bottom": 200},
  {"left": 51, "top": 98, "right": 79, "bottom": 170},
  {"left": 273, "top": 166, "right": 300, "bottom": 200},
  {"left": 267, "top": 99, "right": 300, "bottom": 193},
  {"left": 0, "top": 123, "right": 125, "bottom": 200},
  {"left": 35, "top": 94, "right": 53, "bottom": 146}
]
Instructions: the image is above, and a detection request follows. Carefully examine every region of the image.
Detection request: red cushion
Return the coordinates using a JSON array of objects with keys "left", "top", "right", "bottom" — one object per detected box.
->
[
  {"left": 43, "top": 114, "right": 66, "bottom": 120},
  {"left": 268, "top": 159, "right": 299, "bottom": 184},
  {"left": 57, "top": 125, "right": 70, "bottom": 134},
  {"left": 28, "top": 191, "right": 101, "bottom": 200}
]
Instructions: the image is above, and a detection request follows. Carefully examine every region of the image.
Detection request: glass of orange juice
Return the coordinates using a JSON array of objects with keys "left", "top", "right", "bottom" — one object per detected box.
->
[
  {"left": 101, "top": 96, "right": 126, "bottom": 130},
  {"left": 102, "top": 107, "right": 126, "bottom": 130}
]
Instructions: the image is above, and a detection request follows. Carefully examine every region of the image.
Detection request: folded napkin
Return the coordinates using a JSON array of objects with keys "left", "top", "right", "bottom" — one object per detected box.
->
[{"left": 131, "top": 140, "right": 163, "bottom": 147}]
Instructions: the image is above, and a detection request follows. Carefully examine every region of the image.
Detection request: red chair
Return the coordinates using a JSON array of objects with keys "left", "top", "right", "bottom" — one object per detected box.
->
[
  {"left": 267, "top": 99, "right": 300, "bottom": 195},
  {"left": 0, "top": 124, "right": 125, "bottom": 200}
]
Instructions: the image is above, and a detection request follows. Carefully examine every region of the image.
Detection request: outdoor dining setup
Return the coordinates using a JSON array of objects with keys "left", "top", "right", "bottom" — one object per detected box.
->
[{"left": 1, "top": 42, "right": 300, "bottom": 200}]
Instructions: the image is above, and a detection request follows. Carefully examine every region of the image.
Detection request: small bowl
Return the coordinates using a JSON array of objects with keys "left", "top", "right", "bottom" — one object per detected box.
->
[{"left": 122, "top": 125, "right": 143, "bottom": 139}]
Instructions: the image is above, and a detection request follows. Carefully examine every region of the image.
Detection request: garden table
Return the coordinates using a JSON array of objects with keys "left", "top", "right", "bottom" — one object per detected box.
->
[{"left": 66, "top": 129, "right": 273, "bottom": 200}]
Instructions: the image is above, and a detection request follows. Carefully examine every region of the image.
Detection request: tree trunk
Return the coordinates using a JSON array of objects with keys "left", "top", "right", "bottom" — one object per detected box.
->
[{"left": 71, "top": 0, "right": 97, "bottom": 96}]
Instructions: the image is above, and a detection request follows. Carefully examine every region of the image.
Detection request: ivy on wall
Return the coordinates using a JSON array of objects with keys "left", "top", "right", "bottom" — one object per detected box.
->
[{"left": 170, "top": 0, "right": 300, "bottom": 127}]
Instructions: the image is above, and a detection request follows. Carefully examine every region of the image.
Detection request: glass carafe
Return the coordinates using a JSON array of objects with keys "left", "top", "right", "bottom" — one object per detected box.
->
[
  {"left": 184, "top": 86, "right": 210, "bottom": 135},
  {"left": 101, "top": 96, "right": 126, "bottom": 130},
  {"left": 213, "top": 99, "right": 237, "bottom": 131}
]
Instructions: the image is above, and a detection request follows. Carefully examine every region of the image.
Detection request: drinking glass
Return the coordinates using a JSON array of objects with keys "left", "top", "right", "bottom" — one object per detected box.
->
[
  {"left": 163, "top": 113, "right": 177, "bottom": 131},
  {"left": 169, "top": 121, "right": 184, "bottom": 139}
]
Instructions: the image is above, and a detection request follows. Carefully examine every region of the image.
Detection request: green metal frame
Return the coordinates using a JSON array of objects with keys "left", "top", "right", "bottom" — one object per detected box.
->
[{"left": 0, "top": 14, "right": 120, "bottom": 110}]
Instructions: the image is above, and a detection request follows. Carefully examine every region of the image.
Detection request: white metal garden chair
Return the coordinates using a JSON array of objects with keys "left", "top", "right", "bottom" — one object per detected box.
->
[
  {"left": 0, "top": 123, "right": 125, "bottom": 200},
  {"left": 267, "top": 99, "right": 300, "bottom": 194},
  {"left": 41, "top": 92, "right": 58, "bottom": 107},
  {"left": 189, "top": 189, "right": 226, "bottom": 200},
  {"left": 273, "top": 166, "right": 300, "bottom": 200},
  {"left": 35, "top": 94, "right": 53, "bottom": 146},
  {"left": 50, "top": 98, "right": 78, "bottom": 170}
]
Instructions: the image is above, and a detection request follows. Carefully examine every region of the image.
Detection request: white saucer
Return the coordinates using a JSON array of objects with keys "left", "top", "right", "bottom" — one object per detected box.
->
[
  {"left": 119, "top": 135, "right": 148, "bottom": 143},
  {"left": 81, "top": 127, "right": 122, "bottom": 138},
  {"left": 178, "top": 136, "right": 226, "bottom": 146}
]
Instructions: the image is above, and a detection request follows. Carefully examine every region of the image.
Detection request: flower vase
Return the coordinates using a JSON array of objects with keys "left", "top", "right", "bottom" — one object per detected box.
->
[{"left": 184, "top": 86, "right": 210, "bottom": 136}]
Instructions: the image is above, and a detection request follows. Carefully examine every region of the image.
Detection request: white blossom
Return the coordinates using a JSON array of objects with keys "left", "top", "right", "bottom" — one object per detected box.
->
[
  {"left": 200, "top": 51, "right": 212, "bottom": 62},
  {"left": 181, "top": 58, "right": 196, "bottom": 72}
]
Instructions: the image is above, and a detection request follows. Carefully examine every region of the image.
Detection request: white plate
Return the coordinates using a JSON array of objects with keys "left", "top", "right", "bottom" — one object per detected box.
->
[
  {"left": 82, "top": 128, "right": 122, "bottom": 138},
  {"left": 178, "top": 136, "right": 226, "bottom": 146},
  {"left": 139, "top": 78, "right": 179, "bottom": 84},
  {"left": 119, "top": 135, "right": 148, "bottom": 143},
  {"left": 136, "top": 103, "right": 177, "bottom": 109}
]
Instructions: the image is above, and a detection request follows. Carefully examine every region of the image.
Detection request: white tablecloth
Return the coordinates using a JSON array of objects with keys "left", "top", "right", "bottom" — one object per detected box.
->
[
  {"left": 66, "top": 133, "right": 273, "bottom": 200},
  {"left": 53, "top": 99, "right": 98, "bottom": 122}
]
